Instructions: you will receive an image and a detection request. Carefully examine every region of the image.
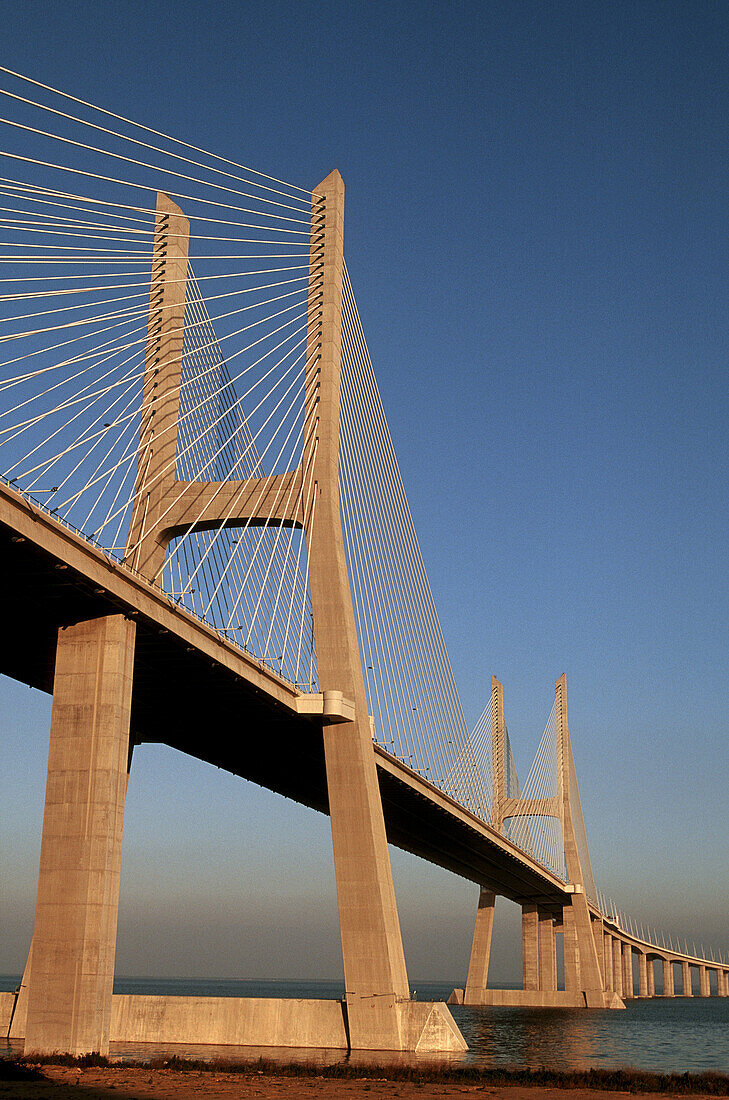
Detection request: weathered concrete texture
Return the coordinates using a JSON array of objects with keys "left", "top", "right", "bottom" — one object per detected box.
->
[
  {"left": 538, "top": 909, "right": 557, "bottom": 991},
  {"left": 562, "top": 905, "right": 580, "bottom": 992},
  {"left": 396, "top": 1002, "right": 467, "bottom": 1053},
  {"left": 700, "top": 966, "right": 710, "bottom": 997},
  {"left": 112, "top": 996, "right": 348, "bottom": 1049},
  {"left": 0, "top": 992, "right": 15, "bottom": 1033},
  {"left": 24, "top": 615, "right": 136, "bottom": 1056},
  {"left": 13, "top": 995, "right": 466, "bottom": 1054},
  {"left": 718, "top": 970, "right": 728, "bottom": 997},
  {"left": 647, "top": 959, "right": 655, "bottom": 997},
  {"left": 464, "top": 888, "right": 495, "bottom": 1003},
  {"left": 304, "top": 171, "right": 412, "bottom": 1052},
  {"left": 522, "top": 904, "right": 539, "bottom": 991}
]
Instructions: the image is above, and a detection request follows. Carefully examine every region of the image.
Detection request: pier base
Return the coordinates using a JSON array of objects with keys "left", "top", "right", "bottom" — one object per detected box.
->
[{"left": 3, "top": 994, "right": 466, "bottom": 1053}]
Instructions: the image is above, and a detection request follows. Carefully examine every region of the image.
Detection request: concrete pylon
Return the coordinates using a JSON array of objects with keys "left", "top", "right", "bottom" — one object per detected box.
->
[
  {"left": 463, "top": 679, "right": 502, "bottom": 1005},
  {"left": 662, "top": 959, "right": 675, "bottom": 997},
  {"left": 24, "top": 615, "right": 136, "bottom": 1055},
  {"left": 682, "top": 960, "right": 692, "bottom": 996},
  {"left": 125, "top": 193, "right": 190, "bottom": 581},
  {"left": 301, "top": 172, "right": 413, "bottom": 1048},
  {"left": 647, "top": 957, "right": 655, "bottom": 997},
  {"left": 612, "top": 938, "right": 623, "bottom": 998},
  {"left": 622, "top": 943, "right": 633, "bottom": 998},
  {"left": 555, "top": 676, "right": 608, "bottom": 1007},
  {"left": 464, "top": 888, "right": 496, "bottom": 1003},
  {"left": 538, "top": 909, "right": 557, "bottom": 991},
  {"left": 638, "top": 952, "right": 649, "bottom": 997},
  {"left": 522, "top": 904, "right": 539, "bottom": 991}
]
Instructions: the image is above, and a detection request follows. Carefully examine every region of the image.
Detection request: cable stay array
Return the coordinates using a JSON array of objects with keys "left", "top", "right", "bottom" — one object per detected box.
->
[
  {"left": 339, "top": 264, "right": 490, "bottom": 818},
  {"left": 0, "top": 65, "right": 318, "bottom": 685}
]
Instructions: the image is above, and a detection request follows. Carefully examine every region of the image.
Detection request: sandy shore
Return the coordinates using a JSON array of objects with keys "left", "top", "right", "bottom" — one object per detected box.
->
[{"left": 0, "top": 1065, "right": 724, "bottom": 1100}]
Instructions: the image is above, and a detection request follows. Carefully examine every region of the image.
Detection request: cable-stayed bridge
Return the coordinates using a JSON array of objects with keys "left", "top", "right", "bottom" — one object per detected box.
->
[{"left": 0, "top": 67, "right": 725, "bottom": 1057}]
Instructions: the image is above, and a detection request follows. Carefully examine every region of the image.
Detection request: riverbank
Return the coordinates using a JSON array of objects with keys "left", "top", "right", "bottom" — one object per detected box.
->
[{"left": 3, "top": 1058, "right": 729, "bottom": 1099}]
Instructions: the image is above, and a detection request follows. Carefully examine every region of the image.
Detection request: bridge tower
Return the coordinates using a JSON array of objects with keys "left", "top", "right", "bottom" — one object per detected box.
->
[
  {"left": 464, "top": 675, "right": 613, "bottom": 1008},
  {"left": 23, "top": 175, "right": 462, "bottom": 1055}
]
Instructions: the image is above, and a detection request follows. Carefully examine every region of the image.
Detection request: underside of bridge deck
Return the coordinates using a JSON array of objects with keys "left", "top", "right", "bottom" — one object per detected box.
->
[{"left": 1, "top": 487, "right": 569, "bottom": 917}]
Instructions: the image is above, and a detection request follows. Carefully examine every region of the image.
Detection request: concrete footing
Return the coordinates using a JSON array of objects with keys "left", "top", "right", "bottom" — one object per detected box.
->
[
  {"left": 449, "top": 988, "right": 624, "bottom": 1009},
  {"left": 7, "top": 993, "right": 466, "bottom": 1054}
]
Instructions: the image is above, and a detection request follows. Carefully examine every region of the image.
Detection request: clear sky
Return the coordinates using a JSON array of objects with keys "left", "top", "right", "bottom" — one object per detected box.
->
[{"left": 1, "top": 0, "right": 727, "bottom": 983}]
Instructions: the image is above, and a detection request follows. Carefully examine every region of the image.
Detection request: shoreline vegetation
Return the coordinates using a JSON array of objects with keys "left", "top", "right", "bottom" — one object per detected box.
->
[{"left": 2, "top": 1055, "right": 729, "bottom": 1095}]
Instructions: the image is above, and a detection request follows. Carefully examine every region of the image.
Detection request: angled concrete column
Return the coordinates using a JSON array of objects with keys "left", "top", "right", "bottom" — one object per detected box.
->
[
  {"left": 638, "top": 952, "right": 648, "bottom": 997},
  {"left": 682, "top": 961, "right": 692, "bottom": 996},
  {"left": 647, "top": 958, "right": 655, "bottom": 997},
  {"left": 538, "top": 909, "right": 557, "bottom": 991},
  {"left": 522, "top": 904, "right": 539, "bottom": 991},
  {"left": 603, "top": 932, "right": 613, "bottom": 990},
  {"left": 662, "top": 958, "right": 674, "bottom": 997},
  {"left": 611, "top": 938, "right": 623, "bottom": 997},
  {"left": 622, "top": 943, "right": 633, "bottom": 998},
  {"left": 24, "top": 615, "right": 136, "bottom": 1055},
  {"left": 563, "top": 905, "right": 580, "bottom": 992},
  {"left": 699, "top": 965, "right": 710, "bottom": 997},
  {"left": 555, "top": 680, "right": 605, "bottom": 1004},
  {"left": 304, "top": 172, "right": 413, "bottom": 1049},
  {"left": 464, "top": 888, "right": 495, "bottom": 1003}
]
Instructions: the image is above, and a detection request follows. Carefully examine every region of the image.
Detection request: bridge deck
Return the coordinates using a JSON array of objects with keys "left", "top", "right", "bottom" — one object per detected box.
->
[{"left": 1, "top": 481, "right": 569, "bottom": 915}]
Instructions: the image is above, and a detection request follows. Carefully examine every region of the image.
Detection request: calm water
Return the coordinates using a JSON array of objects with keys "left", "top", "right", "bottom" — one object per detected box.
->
[{"left": 2, "top": 975, "right": 728, "bottom": 1074}]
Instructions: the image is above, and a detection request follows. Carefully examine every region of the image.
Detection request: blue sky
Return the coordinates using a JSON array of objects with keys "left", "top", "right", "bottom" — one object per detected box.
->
[{"left": 1, "top": 0, "right": 728, "bottom": 982}]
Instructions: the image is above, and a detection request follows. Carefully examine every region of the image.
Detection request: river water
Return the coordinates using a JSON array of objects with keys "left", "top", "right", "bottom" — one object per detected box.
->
[{"left": 2, "top": 976, "right": 728, "bottom": 1074}]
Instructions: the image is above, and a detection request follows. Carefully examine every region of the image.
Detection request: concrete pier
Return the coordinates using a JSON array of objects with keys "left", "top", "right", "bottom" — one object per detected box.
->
[
  {"left": 647, "top": 959, "right": 655, "bottom": 997},
  {"left": 522, "top": 904, "right": 540, "bottom": 991},
  {"left": 622, "top": 943, "right": 633, "bottom": 998},
  {"left": 682, "top": 961, "right": 692, "bottom": 996},
  {"left": 464, "top": 888, "right": 495, "bottom": 1003},
  {"left": 24, "top": 615, "right": 136, "bottom": 1055},
  {"left": 638, "top": 952, "right": 648, "bottom": 997},
  {"left": 538, "top": 909, "right": 557, "bottom": 991},
  {"left": 612, "top": 938, "right": 623, "bottom": 998},
  {"left": 662, "top": 959, "right": 674, "bottom": 997}
]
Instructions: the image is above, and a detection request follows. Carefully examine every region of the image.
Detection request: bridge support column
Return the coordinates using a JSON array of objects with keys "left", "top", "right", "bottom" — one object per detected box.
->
[
  {"left": 699, "top": 965, "right": 710, "bottom": 997},
  {"left": 464, "top": 888, "right": 495, "bottom": 1003},
  {"left": 612, "top": 938, "right": 623, "bottom": 998},
  {"left": 522, "top": 904, "right": 539, "bottom": 991},
  {"left": 682, "top": 961, "right": 693, "bottom": 996},
  {"left": 538, "top": 909, "right": 557, "bottom": 991},
  {"left": 563, "top": 904, "right": 580, "bottom": 992},
  {"left": 647, "top": 958, "right": 655, "bottom": 997},
  {"left": 662, "top": 959, "right": 674, "bottom": 997},
  {"left": 24, "top": 615, "right": 136, "bottom": 1056},
  {"left": 718, "top": 970, "right": 728, "bottom": 997},
  {"left": 622, "top": 943, "right": 633, "bottom": 998},
  {"left": 638, "top": 952, "right": 648, "bottom": 997},
  {"left": 604, "top": 932, "right": 613, "bottom": 990}
]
